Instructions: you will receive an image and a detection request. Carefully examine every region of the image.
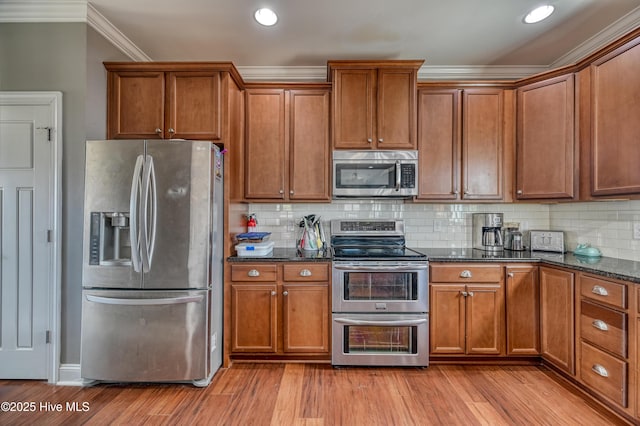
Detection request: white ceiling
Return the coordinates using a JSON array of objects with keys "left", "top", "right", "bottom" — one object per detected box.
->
[{"left": 4, "top": 0, "right": 640, "bottom": 79}]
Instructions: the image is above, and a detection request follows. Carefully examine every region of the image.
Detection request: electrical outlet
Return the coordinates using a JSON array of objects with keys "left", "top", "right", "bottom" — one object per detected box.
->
[{"left": 634, "top": 223, "right": 640, "bottom": 240}]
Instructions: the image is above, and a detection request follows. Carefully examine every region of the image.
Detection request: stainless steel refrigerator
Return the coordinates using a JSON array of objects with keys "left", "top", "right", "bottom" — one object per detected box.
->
[{"left": 80, "top": 140, "right": 224, "bottom": 386}]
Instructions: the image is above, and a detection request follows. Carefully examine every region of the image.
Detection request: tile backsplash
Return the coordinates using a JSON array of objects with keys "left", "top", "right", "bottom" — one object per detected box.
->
[
  {"left": 246, "top": 200, "right": 640, "bottom": 262},
  {"left": 550, "top": 200, "right": 640, "bottom": 261}
]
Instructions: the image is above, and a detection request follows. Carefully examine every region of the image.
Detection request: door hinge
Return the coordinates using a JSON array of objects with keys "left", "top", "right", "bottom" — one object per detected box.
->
[
  {"left": 36, "top": 126, "right": 52, "bottom": 141},
  {"left": 47, "top": 229, "right": 54, "bottom": 243},
  {"left": 46, "top": 330, "right": 51, "bottom": 344}
]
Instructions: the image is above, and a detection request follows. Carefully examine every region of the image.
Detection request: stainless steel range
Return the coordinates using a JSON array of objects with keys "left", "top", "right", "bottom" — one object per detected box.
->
[{"left": 330, "top": 219, "right": 429, "bottom": 367}]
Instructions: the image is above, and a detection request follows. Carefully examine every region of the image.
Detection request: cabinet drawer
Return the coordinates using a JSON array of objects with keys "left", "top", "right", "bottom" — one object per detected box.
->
[
  {"left": 430, "top": 264, "right": 502, "bottom": 283},
  {"left": 283, "top": 263, "right": 329, "bottom": 282},
  {"left": 231, "top": 264, "right": 277, "bottom": 282},
  {"left": 580, "top": 275, "right": 626, "bottom": 309},
  {"left": 580, "top": 341, "right": 627, "bottom": 408},
  {"left": 580, "top": 300, "right": 626, "bottom": 358}
]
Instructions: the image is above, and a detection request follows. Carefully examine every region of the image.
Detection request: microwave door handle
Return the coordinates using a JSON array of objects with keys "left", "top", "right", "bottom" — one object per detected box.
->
[{"left": 395, "top": 160, "right": 401, "bottom": 191}]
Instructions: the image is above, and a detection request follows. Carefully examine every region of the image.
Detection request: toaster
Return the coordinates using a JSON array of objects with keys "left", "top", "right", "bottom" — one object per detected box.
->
[{"left": 530, "top": 230, "right": 565, "bottom": 253}]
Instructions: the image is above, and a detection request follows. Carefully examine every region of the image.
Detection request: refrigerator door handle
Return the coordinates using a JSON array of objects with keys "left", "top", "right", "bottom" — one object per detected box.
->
[
  {"left": 85, "top": 294, "right": 204, "bottom": 306},
  {"left": 140, "top": 155, "right": 157, "bottom": 272},
  {"left": 129, "top": 155, "right": 145, "bottom": 273}
]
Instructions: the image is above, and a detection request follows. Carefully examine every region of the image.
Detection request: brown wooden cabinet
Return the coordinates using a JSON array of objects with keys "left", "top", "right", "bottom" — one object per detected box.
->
[
  {"left": 430, "top": 264, "right": 504, "bottom": 356},
  {"left": 516, "top": 74, "right": 576, "bottom": 200},
  {"left": 540, "top": 266, "right": 575, "bottom": 374},
  {"left": 576, "top": 273, "right": 630, "bottom": 411},
  {"left": 417, "top": 87, "right": 506, "bottom": 201},
  {"left": 329, "top": 60, "right": 423, "bottom": 150},
  {"left": 106, "top": 65, "right": 230, "bottom": 140},
  {"left": 505, "top": 265, "right": 540, "bottom": 355},
  {"left": 244, "top": 87, "right": 331, "bottom": 201},
  {"left": 230, "top": 262, "right": 330, "bottom": 358},
  {"left": 590, "top": 38, "right": 640, "bottom": 197}
]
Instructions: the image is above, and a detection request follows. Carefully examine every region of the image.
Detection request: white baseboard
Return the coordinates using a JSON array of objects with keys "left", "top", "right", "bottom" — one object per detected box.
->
[{"left": 57, "top": 364, "right": 85, "bottom": 386}]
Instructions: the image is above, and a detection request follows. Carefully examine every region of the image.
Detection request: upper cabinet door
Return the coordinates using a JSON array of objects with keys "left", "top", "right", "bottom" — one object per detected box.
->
[
  {"left": 244, "top": 89, "right": 287, "bottom": 200},
  {"left": 462, "top": 89, "right": 504, "bottom": 200},
  {"left": 332, "top": 69, "right": 376, "bottom": 149},
  {"left": 330, "top": 61, "right": 422, "bottom": 150},
  {"left": 108, "top": 71, "right": 165, "bottom": 139},
  {"left": 288, "top": 90, "right": 331, "bottom": 201},
  {"left": 516, "top": 74, "right": 575, "bottom": 200},
  {"left": 376, "top": 68, "right": 417, "bottom": 149},
  {"left": 591, "top": 39, "right": 640, "bottom": 196},
  {"left": 416, "top": 89, "right": 461, "bottom": 200},
  {"left": 166, "top": 71, "right": 221, "bottom": 140}
]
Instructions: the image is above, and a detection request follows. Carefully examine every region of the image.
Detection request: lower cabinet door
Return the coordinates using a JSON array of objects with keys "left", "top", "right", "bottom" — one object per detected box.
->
[
  {"left": 429, "top": 284, "right": 466, "bottom": 354},
  {"left": 283, "top": 283, "right": 330, "bottom": 353},
  {"left": 231, "top": 283, "right": 278, "bottom": 353}
]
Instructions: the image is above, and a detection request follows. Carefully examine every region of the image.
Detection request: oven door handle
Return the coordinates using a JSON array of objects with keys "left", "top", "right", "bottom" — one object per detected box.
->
[
  {"left": 333, "top": 264, "right": 428, "bottom": 271},
  {"left": 334, "top": 318, "right": 427, "bottom": 326}
]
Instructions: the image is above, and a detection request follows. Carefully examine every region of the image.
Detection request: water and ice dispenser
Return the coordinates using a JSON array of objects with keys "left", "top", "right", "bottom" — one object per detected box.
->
[{"left": 88, "top": 212, "right": 132, "bottom": 266}]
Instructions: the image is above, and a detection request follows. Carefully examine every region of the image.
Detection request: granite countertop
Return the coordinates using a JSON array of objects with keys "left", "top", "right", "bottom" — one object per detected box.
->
[
  {"left": 227, "top": 245, "right": 640, "bottom": 284},
  {"left": 419, "top": 247, "right": 640, "bottom": 284}
]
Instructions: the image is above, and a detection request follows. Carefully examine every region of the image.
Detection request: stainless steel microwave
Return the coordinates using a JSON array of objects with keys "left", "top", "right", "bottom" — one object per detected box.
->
[{"left": 332, "top": 150, "right": 418, "bottom": 198}]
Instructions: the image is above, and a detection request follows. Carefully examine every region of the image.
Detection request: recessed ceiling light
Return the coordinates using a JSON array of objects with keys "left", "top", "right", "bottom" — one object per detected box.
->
[
  {"left": 254, "top": 8, "right": 278, "bottom": 26},
  {"left": 524, "top": 5, "right": 555, "bottom": 24}
]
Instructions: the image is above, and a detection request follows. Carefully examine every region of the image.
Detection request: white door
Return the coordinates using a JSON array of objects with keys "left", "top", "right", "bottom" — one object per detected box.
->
[{"left": 0, "top": 98, "right": 56, "bottom": 379}]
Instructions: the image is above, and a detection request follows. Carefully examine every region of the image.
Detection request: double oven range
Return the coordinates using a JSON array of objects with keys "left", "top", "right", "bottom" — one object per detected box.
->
[{"left": 330, "top": 219, "right": 429, "bottom": 367}]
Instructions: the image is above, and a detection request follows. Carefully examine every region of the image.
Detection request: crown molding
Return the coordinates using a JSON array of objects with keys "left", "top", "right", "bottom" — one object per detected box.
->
[
  {"left": 551, "top": 6, "right": 640, "bottom": 68},
  {"left": 417, "top": 65, "right": 549, "bottom": 80},
  {"left": 0, "top": 0, "right": 86, "bottom": 22},
  {"left": 86, "top": 3, "right": 152, "bottom": 61}
]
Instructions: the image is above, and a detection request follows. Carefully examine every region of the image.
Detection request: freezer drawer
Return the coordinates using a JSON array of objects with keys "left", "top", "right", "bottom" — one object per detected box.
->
[{"left": 81, "top": 289, "right": 210, "bottom": 383}]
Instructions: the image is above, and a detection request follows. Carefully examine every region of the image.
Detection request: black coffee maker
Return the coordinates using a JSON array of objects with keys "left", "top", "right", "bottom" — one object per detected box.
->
[{"left": 472, "top": 213, "right": 504, "bottom": 252}]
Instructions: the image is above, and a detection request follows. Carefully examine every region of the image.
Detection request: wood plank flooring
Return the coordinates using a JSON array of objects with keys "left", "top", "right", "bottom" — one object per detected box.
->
[{"left": 0, "top": 364, "right": 630, "bottom": 425}]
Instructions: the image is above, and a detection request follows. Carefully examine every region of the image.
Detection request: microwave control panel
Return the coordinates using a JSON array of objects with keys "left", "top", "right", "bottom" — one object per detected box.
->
[{"left": 400, "top": 164, "right": 416, "bottom": 188}]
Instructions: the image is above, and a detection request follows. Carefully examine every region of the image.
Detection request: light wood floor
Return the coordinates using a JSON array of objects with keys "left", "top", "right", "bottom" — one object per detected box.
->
[{"left": 0, "top": 364, "right": 630, "bottom": 425}]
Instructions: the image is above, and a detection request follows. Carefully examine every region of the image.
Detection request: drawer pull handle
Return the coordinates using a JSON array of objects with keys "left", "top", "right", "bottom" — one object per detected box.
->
[
  {"left": 591, "top": 285, "right": 609, "bottom": 296},
  {"left": 592, "top": 320, "right": 609, "bottom": 331},
  {"left": 460, "top": 270, "right": 472, "bottom": 278},
  {"left": 300, "top": 269, "right": 312, "bottom": 277},
  {"left": 248, "top": 269, "right": 260, "bottom": 277},
  {"left": 591, "top": 364, "right": 609, "bottom": 378}
]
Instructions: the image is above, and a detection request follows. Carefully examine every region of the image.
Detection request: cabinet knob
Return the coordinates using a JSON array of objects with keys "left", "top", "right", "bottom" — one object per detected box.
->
[
  {"left": 452, "top": 190, "right": 459, "bottom": 195},
  {"left": 508, "top": 272, "right": 514, "bottom": 278},
  {"left": 591, "top": 285, "right": 609, "bottom": 296},
  {"left": 155, "top": 128, "right": 162, "bottom": 134},
  {"left": 592, "top": 320, "right": 609, "bottom": 331},
  {"left": 271, "top": 290, "right": 277, "bottom": 296},
  {"left": 516, "top": 190, "right": 523, "bottom": 195},
  {"left": 248, "top": 269, "right": 260, "bottom": 277},
  {"left": 299, "top": 269, "right": 312, "bottom": 277},
  {"left": 283, "top": 291, "right": 289, "bottom": 296},
  {"left": 468, "top": 291, "right": 474, "bottom": 297},
  {"left": 279, "top": 189, "right": 284, "bottom": 194},
  {"left": 290, "top": 190, "right": 294, "bottom": 195},
  {"left": 367, "top": 138, "right": 373, "bottom": 143},
  {"left": 591, "top": 364, "right": 609, "bottom": 378},
  {"left": 461, "top": 291, "right": 468, "bottom": 297},
  {"left": 463, "top": 190, "right": 470, "bottom": 196},
  {"left": 378, "top": 138, "right": 383, "bottom": 143},
  {"left": 459, "top": 270, "right": 472, "bottom": 278},
  {"left": 168, "top": 128, "right": 175, "bottom": 135}
]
